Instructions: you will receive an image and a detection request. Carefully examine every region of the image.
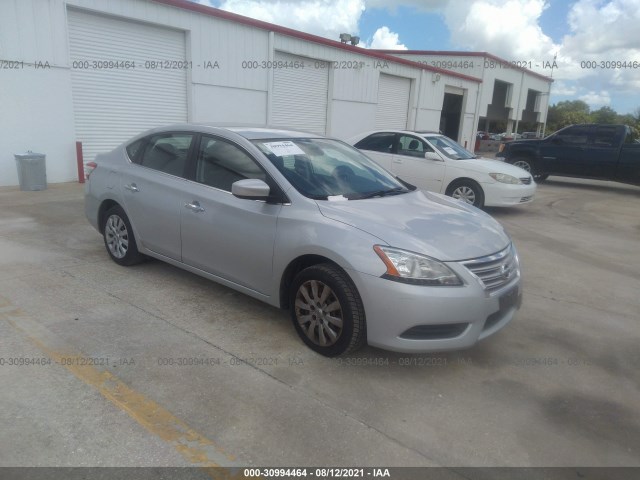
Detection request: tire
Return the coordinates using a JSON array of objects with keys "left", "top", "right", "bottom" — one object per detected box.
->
[
  {"left": 102, "top": 205, "right": 144, "bottom": 266},
  {"left": 446, "top": 180, "right": 485, "bottom": 208},
  {"left": 512, "top": 157, "right": 548, "bottom": 182},
  {"left": 290, "top": 264, "right": 366, "bottom": 357}
]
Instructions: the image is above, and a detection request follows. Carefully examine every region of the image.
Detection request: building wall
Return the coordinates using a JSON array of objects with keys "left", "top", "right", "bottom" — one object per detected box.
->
[
  {"left": 0, "top": 0, "right": 481, "bottom": 186},
  {"left": 384, "top": 53, "right": 552, "bottom": 133}
]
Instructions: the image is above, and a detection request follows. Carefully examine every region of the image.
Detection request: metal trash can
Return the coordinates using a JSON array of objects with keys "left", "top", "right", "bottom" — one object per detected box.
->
[{"left": 15, "top": 151, "right": 47, "bottom": 191}]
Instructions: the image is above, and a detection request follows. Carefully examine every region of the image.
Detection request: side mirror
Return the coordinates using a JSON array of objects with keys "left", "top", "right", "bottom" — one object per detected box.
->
[
  {"left": 425, "top": 151, "right": 442, "bottom": 161},
  {"left": 232, "top": 179, "right": 270, "bottom": 201}
]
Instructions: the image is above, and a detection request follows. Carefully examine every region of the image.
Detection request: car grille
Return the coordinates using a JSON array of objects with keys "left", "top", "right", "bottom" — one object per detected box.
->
[
  {"left": 461, "top": 245, "right": 519, "bottom": 293},
  {"left": 520, "top": 176, "right": 532, "bottom": 185}
]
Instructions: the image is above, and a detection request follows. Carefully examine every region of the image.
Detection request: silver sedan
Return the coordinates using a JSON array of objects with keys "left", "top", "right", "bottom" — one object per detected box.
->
[{"left": 85, "top": 125, "right": 522, "bottom": 356}]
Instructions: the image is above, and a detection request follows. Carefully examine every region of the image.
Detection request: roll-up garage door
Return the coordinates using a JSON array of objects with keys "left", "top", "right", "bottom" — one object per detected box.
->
[
  {"left": 68, "top": 9, "right": 187, "bottom": 161},
  {"left": 375, "top": 74, "right": 411, "bottom": 130},
  {"left": 271, "top": 52, "right": 328, "bottom": 135}
]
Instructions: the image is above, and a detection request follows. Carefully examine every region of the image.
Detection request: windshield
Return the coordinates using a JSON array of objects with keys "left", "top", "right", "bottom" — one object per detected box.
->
[
  {"left": 424, "top": 135, "right": 475, "bottom": 160},
  {"left": 252, "top": 138, "right": 409, "bottom": 200}
]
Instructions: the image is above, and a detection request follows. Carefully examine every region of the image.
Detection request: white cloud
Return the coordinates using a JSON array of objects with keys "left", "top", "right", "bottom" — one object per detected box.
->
[
  {"left": 564, "top": 0, "right": 640, "bottom": 55},
  {"left": 579, "top": 90, "right": 612, "bottom": 108},
  {"left": 368, "top": 26, "right": 408, "bottom": 49},
  {"left": 551, "top": 81, "right": 578, "bottom": 96},
  {"left": 441, "top": 0, "right": 558, "bottom": 61},
  {"left": 216, "top": 0, "right": 365, "bottom": 40}
]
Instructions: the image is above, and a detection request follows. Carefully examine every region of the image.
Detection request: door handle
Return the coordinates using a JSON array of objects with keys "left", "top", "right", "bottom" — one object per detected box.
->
[
  {"left": 124, "top": 183, "right": 139, "bottom": 192},
  {"left": 184, "top": 201, "right": 205, "bottom": 213},
  {"left": 393, "top": 158, "right": 403, "bottom": 164}
]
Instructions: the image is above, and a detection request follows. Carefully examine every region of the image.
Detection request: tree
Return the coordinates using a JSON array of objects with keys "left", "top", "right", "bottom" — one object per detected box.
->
[
  {"left": 590, "top": 106, "right": 618, "bottom": 124},
  {"left": 546, "top": 100, "right": 591, "bottom": 132}
]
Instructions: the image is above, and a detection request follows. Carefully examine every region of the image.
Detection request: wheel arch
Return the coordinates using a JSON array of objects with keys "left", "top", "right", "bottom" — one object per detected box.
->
[
  {"left": 445, "top": 176, "right": 484, "bottom": 195},
  {"left": 97, "top": 199, "right": 121, "bottom": 234},
  {"left": 279, "top": 254, "right": 347, "bottom": 309}
]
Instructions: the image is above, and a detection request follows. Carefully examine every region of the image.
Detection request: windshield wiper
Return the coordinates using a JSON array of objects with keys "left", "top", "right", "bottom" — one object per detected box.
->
[{"left": 349, "top": 187, "right": 407, "bottom": 200}]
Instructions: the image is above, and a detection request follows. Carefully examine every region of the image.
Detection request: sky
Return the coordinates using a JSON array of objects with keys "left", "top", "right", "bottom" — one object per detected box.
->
[{"left": 192, "top": 0, "right": 640, "bottom": 115}]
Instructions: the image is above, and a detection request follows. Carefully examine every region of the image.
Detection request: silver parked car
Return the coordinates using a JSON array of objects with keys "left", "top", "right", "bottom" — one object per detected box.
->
[{"left": 85, "top": 125, "right": 523, "bottom": 356}]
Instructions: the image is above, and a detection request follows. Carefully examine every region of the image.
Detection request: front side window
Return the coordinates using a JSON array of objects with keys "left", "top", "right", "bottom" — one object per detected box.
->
[
  {"left": 424, "top": 135, "right": 475, "bottom": 160},
  {"left": 138, "top": 133, "right": 193, "bottom": 177},
  {"left": 397, "top": 135, "right": 433, "bottom": 158},
  {"left": 554, "top": 126, "right": 590, "bottom": 145},
  {"left": 354, "top": 133, "right": 396, "bottom": 153},
  {"left": 195, "top": 136, "right": 266, "bottom": 191},
  {"left": 252, "top": 138, "right": 408, "bottom": 200}
]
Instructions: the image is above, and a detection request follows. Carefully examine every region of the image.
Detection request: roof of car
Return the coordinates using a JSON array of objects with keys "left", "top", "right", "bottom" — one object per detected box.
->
[
  {"left": 225, "top": 127, "right": 319, "bottom": 140},
  {"left": 147, "top": 123, "right": 323, "bottom": 140}
]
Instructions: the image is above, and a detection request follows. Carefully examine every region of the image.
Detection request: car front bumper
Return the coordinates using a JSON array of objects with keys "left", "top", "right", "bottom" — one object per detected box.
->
[
  {"left": 481, "top": 181, "right": 537, "bottom": 207},
  {"left": 349, "top": 260, "right": 522, "bottom": 353}
]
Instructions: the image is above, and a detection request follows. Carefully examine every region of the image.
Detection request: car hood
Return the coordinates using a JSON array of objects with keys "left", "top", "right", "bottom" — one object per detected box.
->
[
  {"left": 316, "top": 190, "right": 510, "bottom": 261},
  {"left": 456, "top": 158, "right": 531, "bottom": 177}
]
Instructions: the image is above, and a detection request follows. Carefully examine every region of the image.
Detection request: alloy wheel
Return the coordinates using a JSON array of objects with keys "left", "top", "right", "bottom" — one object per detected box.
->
[
  {"left": 105, "top": 214, "right": 129, "bottom": 259},
  {"left": 513, "top": 160, "right": 532, "bottom": 173},
  {"left": 294, "top": 280, "right": 343, "bottom": 347},
  {"left": 452, "top": 185, "right": 476, "bottom": 205}
]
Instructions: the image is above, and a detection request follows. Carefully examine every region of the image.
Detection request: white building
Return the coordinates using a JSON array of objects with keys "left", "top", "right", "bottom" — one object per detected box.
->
[
  {"left": 374, "top": 50, "right": 554, "bottom": 139},
  {"left": 0, "top": 0, "right": 548, "bottom": 187}
]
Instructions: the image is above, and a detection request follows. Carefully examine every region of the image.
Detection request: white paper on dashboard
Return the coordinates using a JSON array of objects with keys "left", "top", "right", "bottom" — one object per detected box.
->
[
  {"left": 262, "top": 141, "right": 305, "bottom": 156},
  {"left": 327, "top": 195, "right": 348, "bottom": 201},
  {"left": 443, "top": 147, "right": 457, "bottom": 155}
]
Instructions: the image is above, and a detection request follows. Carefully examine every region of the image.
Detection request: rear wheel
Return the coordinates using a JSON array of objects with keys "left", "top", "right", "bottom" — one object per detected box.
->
[
  {"left": 102, "top": 205, "right": 144, "bottom": 266},
  {"left": 446, "top": 180, "right": 485, "bottom": 208},
  {"left": 290, "top": 264, "right": 366, "bottom": 357}
]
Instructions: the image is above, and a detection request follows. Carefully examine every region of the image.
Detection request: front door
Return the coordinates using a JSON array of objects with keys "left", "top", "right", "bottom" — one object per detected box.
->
[
  {"left": 180, "top": 134, "right": 282, "bottom": 295},
  {"left": 392, "top": 134, "right": 446, "bottom": 192}
]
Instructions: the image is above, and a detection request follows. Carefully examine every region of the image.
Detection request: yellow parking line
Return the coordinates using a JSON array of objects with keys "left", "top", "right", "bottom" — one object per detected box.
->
[{"left": 0, "top": 296, "right": 243, "bottom": 474}]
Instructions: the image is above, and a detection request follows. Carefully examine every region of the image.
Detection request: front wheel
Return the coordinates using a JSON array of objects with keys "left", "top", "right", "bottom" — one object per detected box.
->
[
  {"left": 512, "top": 158, "right": 548, "bottom": 182},
  {"left": 446, "top": 180, "right": 485, "bottom": 208},
  {"left": 290, "top": 264, "right": 366, "bottom": 357},
  {"left": 102, "top": 205, "right": 145, "bottom": 266}
]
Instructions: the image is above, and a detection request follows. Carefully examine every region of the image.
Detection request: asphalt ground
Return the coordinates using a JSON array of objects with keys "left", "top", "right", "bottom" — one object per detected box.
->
[{"left": 0, "top": 177, "right": 639, "bottom": 472}]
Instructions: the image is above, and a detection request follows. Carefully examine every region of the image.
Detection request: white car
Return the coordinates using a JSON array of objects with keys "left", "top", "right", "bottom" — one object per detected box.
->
[{"left": 348, "top": 130, "right": 536, "bottom": 208}]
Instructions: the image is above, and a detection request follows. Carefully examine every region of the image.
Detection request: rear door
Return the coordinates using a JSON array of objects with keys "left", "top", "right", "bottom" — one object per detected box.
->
[
  {"left": 582, "top": 126, "right": 622, "bottom": 178},
  {"left": 121, "top": 132, "right": 195, "bottom": 260},
  {"left": 180, "top": 134, "right": 282, "bottom": 295},
  {"left": 392, "top": 134, "right": 446, "bottom": 192}
]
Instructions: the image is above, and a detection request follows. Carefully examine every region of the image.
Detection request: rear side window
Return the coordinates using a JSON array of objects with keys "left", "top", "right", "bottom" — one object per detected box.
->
[
  {"left": 354, "top": 133, "right": 395, "bottom": 153},
  {"left": 139, "top": 133, "right": 194, "bottom": 177},
  {"left": 593, "top": 126, "right": 617, "bottom": 147},
  {"left": 126, "top": 139, "right": 145, "bottom": 163}
]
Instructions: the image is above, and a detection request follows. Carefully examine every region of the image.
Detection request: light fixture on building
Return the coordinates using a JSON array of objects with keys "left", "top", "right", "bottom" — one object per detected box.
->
[
  {"left": 339, "top": 33, "right": 351, "bottom": 44},
  {"left": 432, "top": 72, "right": 441, "bottom": 83}
]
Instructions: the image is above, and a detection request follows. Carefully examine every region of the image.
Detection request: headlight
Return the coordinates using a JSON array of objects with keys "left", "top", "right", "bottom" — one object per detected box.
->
[
  {"left": 489, "top": 173, "right": 521, "bottom": 184},
  {"left": 373, "top": 245, "right": 463, "bottom": 286}
]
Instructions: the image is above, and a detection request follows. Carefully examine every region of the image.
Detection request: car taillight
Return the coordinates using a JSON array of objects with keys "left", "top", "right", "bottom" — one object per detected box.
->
[
  {"left": 498, "top": 144, "right": 505, "bottom": 153},
  {"left": 85, "top": 162, "right": 97, "bottom": 180}
]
